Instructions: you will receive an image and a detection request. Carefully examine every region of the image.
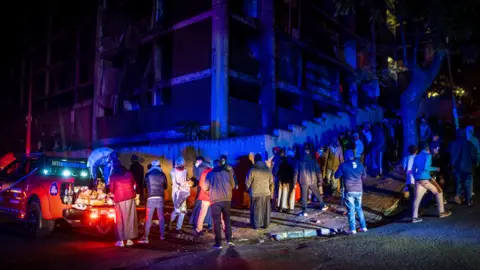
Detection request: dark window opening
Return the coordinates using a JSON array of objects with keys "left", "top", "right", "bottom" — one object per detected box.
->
[{"left": 276, "top": 90, "right": 300, "bottom": 110}]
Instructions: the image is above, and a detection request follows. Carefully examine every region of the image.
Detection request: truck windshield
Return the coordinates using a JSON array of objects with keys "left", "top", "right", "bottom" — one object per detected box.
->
[{"left": 39, "top": 158, "right": 90, "bottom": 179}]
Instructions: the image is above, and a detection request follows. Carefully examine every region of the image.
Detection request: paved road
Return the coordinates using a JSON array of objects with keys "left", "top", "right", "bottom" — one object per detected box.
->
[{"left": 1, "top": 196, "right": 480, "bottom": 270}]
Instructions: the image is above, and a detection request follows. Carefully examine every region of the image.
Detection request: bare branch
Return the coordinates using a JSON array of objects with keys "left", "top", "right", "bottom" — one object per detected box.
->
[{"left": 425, "top": 50, "right": 446, "bottom": 82}]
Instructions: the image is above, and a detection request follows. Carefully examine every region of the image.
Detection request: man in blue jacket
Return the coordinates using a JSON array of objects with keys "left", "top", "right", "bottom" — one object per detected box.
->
[
  {"left": 335, "top": 150, "right": 367, "bottom": 235},
  {"left": 412, "top": 142, "right": 452, "bottom": 223}
]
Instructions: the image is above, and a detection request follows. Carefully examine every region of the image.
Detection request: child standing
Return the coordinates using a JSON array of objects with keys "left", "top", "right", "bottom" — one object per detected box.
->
[{"left": 403, "top": 145, "right": 418, "bottom": 210}]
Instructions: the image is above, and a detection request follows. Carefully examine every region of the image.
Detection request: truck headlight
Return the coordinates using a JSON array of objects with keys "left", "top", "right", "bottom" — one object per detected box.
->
[
  {"left": 62, "top": 170, "right": 71, "bottom": 177},
  {"left": 80, "top": 171, "right": 88, "bottom": 178}
]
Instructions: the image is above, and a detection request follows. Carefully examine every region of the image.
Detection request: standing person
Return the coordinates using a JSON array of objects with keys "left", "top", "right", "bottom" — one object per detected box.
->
[
  {"left": 220, "top": 155, "right": 238, "bottom": 190},
  {"left": 109, "top": 154, "right": 138, "bottom": 247},
  {"left": 190, "top": 156, "right": 212, "bottom": 236},
  {"left": 129, "top": 155, "right": 145, "bottom": 202},
  {"left": 193, "top": 156, "right": 211, "bottom": 184},
  {"left": 277, "top": 150, "right": 296, "bottom": 213},
  {"left": 246, "top": 153, "right": 274, "bottom": 229},
  {"left": 295, "top": 146, "right": 328, "bottom": 217},
  {"left": 170, "top": 157, "right": 192, "bottom": 232},
  {"left": 138, "top": 160, "right": 167, "bottom": 243},
  {"left": 362, "top": 124, "right": 373, "bottom": 170},
  {"left": 371, "top": 124, "right": 386, "bottom": 177},
  {"left": 411, "top": 143, "right": 452, "bottom": 223},
  {"left": 323, "top": 139, "right": 344, "bottom": 197},
  {"left": 334, "top": 150, "right": 367, "bottom": 235},
  {"left": 339, "top": 133, "right": 349, "bottom": 154},
  {"left": 466, "top": 126, "right": 480, "bottom": 196},
  {"left": 403, "top": 145, "right": 418, "bottom": 210},
  {"left": 204, "top": 159, "right": 236, "bottom": 249},
  {"left": 419, "top": 117, "right": 432, "bottom": 145},
  {"left": 353, "top": 133, "right": 364, "bottom": 164},
  {"left": 268, "top": 147, "right": 282, "bottom": 211},
  {"left": 191, "top": 163, "right": 213, "bottom": 235},
  {"left": 451, "top": 129, "right": 477, "bottom": 206}
]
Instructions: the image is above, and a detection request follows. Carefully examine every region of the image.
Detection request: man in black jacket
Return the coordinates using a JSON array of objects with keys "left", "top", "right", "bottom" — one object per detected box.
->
[
  {"left": 129, "top": 155, "right": 145, "bottom": 201},
  {"left": 295, "top": 146, "right": 328, "bottom": 217},
  {"left": 138, "top": 160, "right": 168, "bottom": 243},
  {"left": 451, "top": 130, "right": 477, "bottom": 206}
]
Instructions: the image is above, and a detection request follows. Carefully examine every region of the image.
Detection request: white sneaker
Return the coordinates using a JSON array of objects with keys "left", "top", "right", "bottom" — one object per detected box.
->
[
  {"left": 115, "top": 241, "right": 125, "bottom": 247},
  {"left": 126, "top": 240, "right": 134, "bottom": 246},
  {"left": 227, "top": 241, "right": 235, "bottom": 246},
  {"left": 321, "top": 205, "right": 329, "bottom": 211},
  {"left": 358, "top": 228, "right": 368, "bottom": 233},
  {"left": 298, "top": 212, "right": 308, "bottom": 217},
  {"left": 138, "top": 238, "right": 149, "bottom": 244},
  {"left": 345, "top": 230, "right": 357, "bottom": 235},
  {"left": 160, "top": 235, "right": 165, "bottom": 241}
]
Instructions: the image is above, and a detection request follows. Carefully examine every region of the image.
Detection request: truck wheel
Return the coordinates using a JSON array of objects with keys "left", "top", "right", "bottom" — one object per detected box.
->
[{"left": 25, "top": 201, "right": 55, "bottom": 238}]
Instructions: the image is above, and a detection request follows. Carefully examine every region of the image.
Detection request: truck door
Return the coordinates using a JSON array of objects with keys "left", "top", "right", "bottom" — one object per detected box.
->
[{"left": 0, "top": 159, "right": 37, "bottom": 216}]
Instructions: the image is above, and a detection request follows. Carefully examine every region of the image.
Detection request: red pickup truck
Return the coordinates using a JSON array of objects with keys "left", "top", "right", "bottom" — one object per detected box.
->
[{"left": 0, "top": 154, "right": 121, "bottom": 237}]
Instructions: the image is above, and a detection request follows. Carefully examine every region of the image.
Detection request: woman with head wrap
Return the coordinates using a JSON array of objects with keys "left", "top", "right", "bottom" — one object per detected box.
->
[{"left": 109, "top": 153, "right": 138, "bottom": 247}]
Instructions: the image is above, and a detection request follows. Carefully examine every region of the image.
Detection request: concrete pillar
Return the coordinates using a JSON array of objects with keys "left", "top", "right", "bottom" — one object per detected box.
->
[
  {"left": 152, "top": 0, "right": 163, "bottom": 106},
  {"left": 45, "top": 5, "right": 52, "bottom": 109},
  {"left": 74, "top": 30, "right": 81, "bottom": 104},
  {"left": 92, "top": 0, "right": 105, "bottom": 142},
  {"left": 344, "top": 40, "right": 358, "bottom": 107},
  {"left": 211, "top": 0, "right": 229, "bottom": 139},
  {"left": 259, "top": 0, "right": 276, "bottom": 133},
  {"left": 245, "top": 0, "right": 258, "bottom": 18},
  {"left": 297, "top": 49, "right": 303, "bottom": 88}
]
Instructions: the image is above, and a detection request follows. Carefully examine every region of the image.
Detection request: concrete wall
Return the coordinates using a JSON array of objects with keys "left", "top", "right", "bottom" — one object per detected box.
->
[{"left": 60, "top": 105, "right": 383, "bottom": 206}]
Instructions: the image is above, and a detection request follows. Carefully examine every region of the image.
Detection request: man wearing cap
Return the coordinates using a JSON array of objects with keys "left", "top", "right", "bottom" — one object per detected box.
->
[
  {"left": 129, "top": 155, "right": 145, "bottom": 201},
  {"left": 139, "top": 160, "right": 167, "bottom": 243},
  {"left": 334, "top": 150, "right": 367, "bottom": 234}
]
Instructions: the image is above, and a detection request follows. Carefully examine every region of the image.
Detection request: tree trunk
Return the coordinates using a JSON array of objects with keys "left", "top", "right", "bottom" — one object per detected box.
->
[{"left": 400, "top": 52, "right": 445, "bottom": 155}]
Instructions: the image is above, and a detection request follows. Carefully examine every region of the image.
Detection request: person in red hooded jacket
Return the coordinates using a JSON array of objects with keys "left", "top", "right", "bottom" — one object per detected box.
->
[{"left": 109, "top": 154, "right": 138, "bottom": 247}]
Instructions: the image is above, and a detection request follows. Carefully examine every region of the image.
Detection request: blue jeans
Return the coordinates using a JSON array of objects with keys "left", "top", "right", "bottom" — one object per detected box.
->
[
  {"left": 454, "top": 172, "right": 473, "bottom": 202},
  {"left": 344, "top": 192, "right": 367, "bottom": 231}
]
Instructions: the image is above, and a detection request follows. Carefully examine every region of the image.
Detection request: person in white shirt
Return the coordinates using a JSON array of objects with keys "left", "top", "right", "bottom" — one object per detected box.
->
[
  {"left": 403, "top": 145, "right": 418, "bottom": 210},
  {"left": 170, "top": 157, "right": 193, "bottom": 232},
  {"left": 353, "top": 133, "right": 364, "bottom": 164}
]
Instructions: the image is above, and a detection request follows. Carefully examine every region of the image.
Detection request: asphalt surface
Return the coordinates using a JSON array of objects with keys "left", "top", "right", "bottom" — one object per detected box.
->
[{"left": 1, "top": 194, "right": 480, "bottom": 270}]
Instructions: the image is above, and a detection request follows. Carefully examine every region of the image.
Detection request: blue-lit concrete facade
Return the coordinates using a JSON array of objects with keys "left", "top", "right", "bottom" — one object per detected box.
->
[{"left": 92, "top": 0, "right": 380, "bottom": 148}]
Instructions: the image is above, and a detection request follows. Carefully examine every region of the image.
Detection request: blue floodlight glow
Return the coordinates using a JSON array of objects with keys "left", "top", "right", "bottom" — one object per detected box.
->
[
  {"left": 80, "top": 171, "right": 88, "bottom": 178},
  {"left": 43, "top": 169, "right": 49, "bottom": 175},
  {"left": 62, "top": 170, "right": 71, "bottom": 177}
]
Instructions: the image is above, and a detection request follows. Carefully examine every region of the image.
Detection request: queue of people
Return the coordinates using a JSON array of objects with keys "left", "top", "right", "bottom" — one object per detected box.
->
[{"left": 110, "top": 118, "right": 480, "bottom": 248}]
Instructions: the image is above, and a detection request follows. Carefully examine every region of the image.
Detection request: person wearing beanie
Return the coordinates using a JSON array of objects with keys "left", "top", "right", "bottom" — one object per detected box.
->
[
  {"left": 139, "top": 160, "right": 168, "bottom": 243},
  {"left": 334, "top": 149, "right": 367, "bottom": 235},
  {"left": 170, "top": 157, "right": 193, "bottom": 232},
  {"left": 411, "top": 142, "right": 451, "bottom": 223}
]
